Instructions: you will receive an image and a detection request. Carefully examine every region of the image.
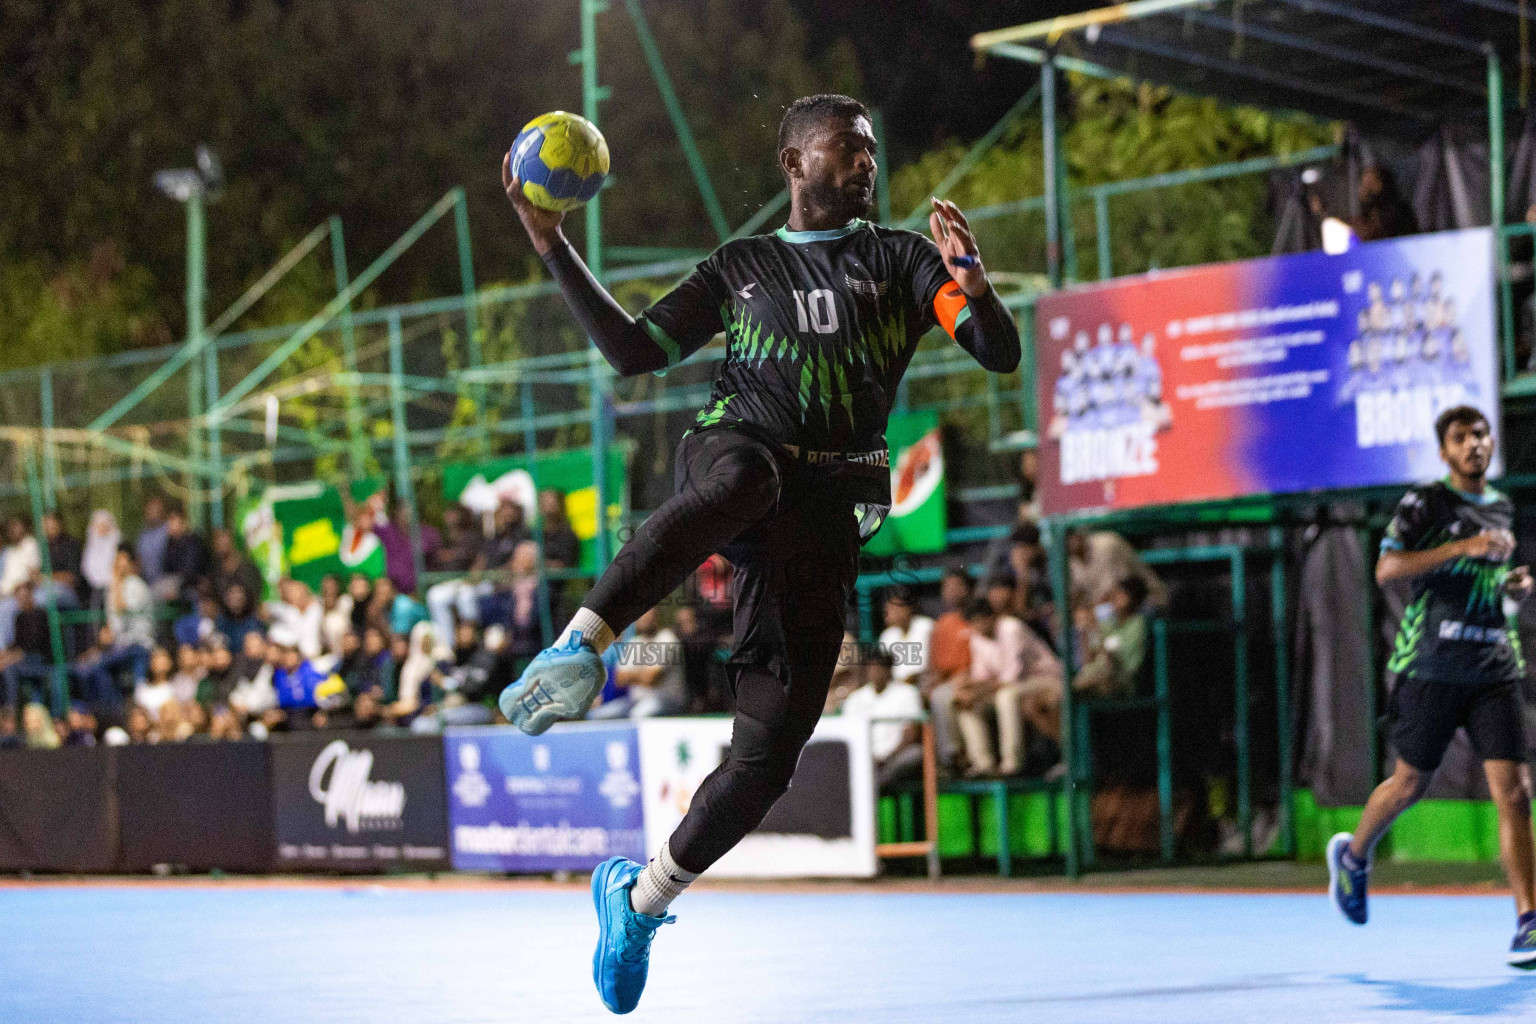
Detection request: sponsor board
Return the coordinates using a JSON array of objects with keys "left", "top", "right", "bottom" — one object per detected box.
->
[
  {"left": 636, "top": 716, "right": 876, "bottom": 878},
  {"left": 269, "top": 733, "right": 449, "bottom": 870},
  {"left": 1036, "top": 228, "right": 1499, "bottom": 514},
  {"left": 444, "top": 724, "right": 646, "bottom": 872}
]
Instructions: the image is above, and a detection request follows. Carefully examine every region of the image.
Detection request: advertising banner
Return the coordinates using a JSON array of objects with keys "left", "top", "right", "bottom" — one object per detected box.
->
[
  {"left": 443, "top": 724, "right": 647, "bottom": 872},
  {"left": 1035, "top": 228, "right": 1500, "bottom": 515},
  {"left": 863, "top": 409, "right": 947, "bottom": 556},
  {"left": 270, "top": 733, "right": 449, "bottom": 871},
  {"left": 441, "top": 447, "right": 627, "bottom": 573},
  {"left": 637, "top": 715, "right": 877, "bottom": 878}
]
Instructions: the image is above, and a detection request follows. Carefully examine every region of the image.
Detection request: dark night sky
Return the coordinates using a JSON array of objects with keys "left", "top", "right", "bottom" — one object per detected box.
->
[{"left": 789, "top": 1, "right": 1103, "bottom": 160}]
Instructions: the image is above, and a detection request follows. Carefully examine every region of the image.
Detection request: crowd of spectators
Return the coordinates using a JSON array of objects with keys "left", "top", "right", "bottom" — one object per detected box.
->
[{"left": 0, "top": 456, "right": 1164, "bottom": 780}]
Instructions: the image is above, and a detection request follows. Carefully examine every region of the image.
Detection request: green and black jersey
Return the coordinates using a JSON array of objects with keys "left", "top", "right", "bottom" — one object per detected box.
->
[
  {"left": 1382, "top": 480, "right": 1525, "bottom": 686},
  {"left": 635, "top": 219, "right": 987, "bottom": 504}
]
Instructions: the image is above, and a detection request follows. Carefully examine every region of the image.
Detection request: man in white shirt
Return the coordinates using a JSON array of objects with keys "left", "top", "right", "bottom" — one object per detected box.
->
[
  {"left": 956, "top": 597, "right": 1062, "bottom": 776},
  {"left": 267, "top": 578, "right": 324, "bottom": 660},
  {"left": 0, "top": 514, "right": 42, "bottom": 650},
  {"left": 841, "top": 648, "right": 925, "bottom": 791},
  {"left": 877, "top": 587, "right": 933, "bottom": 687}
]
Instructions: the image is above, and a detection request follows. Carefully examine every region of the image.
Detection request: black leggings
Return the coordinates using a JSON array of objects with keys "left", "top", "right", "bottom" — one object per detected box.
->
[{"left": 584, "top": 428, "right": 861, "bottom": 873}]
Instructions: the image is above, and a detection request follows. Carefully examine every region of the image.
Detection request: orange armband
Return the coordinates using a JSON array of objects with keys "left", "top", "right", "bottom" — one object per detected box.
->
[{"left": 933, "top": 280, "right": 972, "bottom": 339}]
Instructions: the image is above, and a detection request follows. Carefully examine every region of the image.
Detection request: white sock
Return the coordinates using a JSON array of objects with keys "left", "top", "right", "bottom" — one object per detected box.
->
[
  {"left": 629, "top": 841, "right": 698, "bottom": 918},
  {"left": 557, "top": 607, "right": 615, "bottom": 655}
]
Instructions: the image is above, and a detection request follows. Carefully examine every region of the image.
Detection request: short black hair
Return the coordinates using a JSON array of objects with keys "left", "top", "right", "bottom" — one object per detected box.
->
[
  {"left": 1434, "top": 405, "right": 1490, "bottom": 447},
  {"left": 964, "top": 597, "right": 995, "bottom": 621},
  {"left": 942, "top": 566, "right": 972, "bottom": 588},
  {"left": 884, "top": 586, "right": 914, "bottom": 607},
  {"left": 1116, "top": 574, "right": 1150, "bottom": 610},
  {"left": 867, "top": 647, "right": 897, "bottom": 670},
  {"left": 777, "top": 94, "right": 870, "bottom": 157},
  {"left": 1010, "top": 522, "right": 1041, "bottom": 547}
]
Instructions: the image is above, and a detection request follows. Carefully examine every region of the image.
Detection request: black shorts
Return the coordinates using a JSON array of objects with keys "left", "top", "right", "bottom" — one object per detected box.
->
[{"left": 1387, "top": 674, "right": 1527, "bottom": 772}]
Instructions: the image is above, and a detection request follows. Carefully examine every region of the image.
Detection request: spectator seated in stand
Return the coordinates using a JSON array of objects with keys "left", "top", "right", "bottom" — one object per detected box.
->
[
  {"left": 157, "top": 504, "right": 209, "bottom": 603},
  {"left": 40, "top": 511, "right": 83, "bottom": 612},
  {"left": 270, "top": 630, "right": 347, "bottom": 729},
  {"left": 209, "top": 527, "right": 263, "bottom": 612},
  {"left": 216, "top": 582, "right": 263, "bottom": 652},
  {"left": 840, "top": 648, "right": 925, "bottom": 793},
  {"left": 135, "top": 496, "right": 170, "bottom": 593},
  {"left": 133, "top": 646, "right": 177, "bottom": 720},
  {"left": 589, "top": 607, "right": 688, "bottom": 720},
  {"left": 955, "top": 595, "right": 1062, "bottom": 778},
  {"left": 60, "top": 702, "right": 98, "bottom": 746},
  {"left": 267, "top": 578, "right": 323, "bottom": 660},
  {"left": 425, "top": 499, "right": 528, "bottom": 641},
  {"left": 2, "top": 580, "right": 55, "bottom": 710},
  {"left": 21, "top": 702, "right": 60, "bottom": 749},
  {"left": 81, "top": 510, "right": 121, "bottom": 608},
  {"left": 174, "top": 593, "right": 220, "bottom": 649},
  {"left": 925, "top": 568, "right": 974, "bottom": 773},
  {"left": 878, "top": 587, "right": 932, "bottom": 687},
  {"left": 0, "top": 514, "right": 42, "bottom": 650},
  {"left": 1023, "top": 575, "right": 1151, "bottom": 746}
]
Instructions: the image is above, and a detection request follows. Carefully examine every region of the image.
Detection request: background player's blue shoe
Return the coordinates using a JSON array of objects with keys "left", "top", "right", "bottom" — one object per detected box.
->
[
  {"left": 1326, "top": 832, "right": 1369, "bottom": 925},
  {"left": 591, "top": 856, "right": 673, "bottom": 1014},
  {"left": 498, "top": 631, "right": 605, "bottom": 735},
  {"left": 1508, "top": 916, "right": 1536, "bottom": 969}
]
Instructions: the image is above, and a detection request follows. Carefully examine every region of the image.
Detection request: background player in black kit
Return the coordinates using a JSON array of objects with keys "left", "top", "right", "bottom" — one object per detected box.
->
[
  {"left": 1327, "top": 406, "right": 1536, "bottom": 968},
  {"left": 498, "top": 94, "right": 1020, "bottom": 1013}
]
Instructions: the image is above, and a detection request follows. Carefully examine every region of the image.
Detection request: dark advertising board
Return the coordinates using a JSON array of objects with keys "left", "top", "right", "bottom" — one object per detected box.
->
[
  {"left": 117, "top": 741, "right": 275, "bottom": 872},
  {"left": 269, "top": 732, "right": 449, "bottom": 871}
]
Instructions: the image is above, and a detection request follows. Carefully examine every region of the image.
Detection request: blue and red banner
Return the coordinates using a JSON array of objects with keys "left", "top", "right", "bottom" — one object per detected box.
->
[{"left": 1035, "top": 228, "right": 1500, "bottom": 516}]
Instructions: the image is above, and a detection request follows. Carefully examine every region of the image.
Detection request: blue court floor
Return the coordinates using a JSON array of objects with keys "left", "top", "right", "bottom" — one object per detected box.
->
[{"left": 3, "top": 884, "right": 1533, "bottom": 1023}]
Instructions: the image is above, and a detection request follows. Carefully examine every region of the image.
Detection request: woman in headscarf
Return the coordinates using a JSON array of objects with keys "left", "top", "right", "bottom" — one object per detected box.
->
[
  {"left": 81, "top": 510, "right": 121, "bottom": 607},
  {"left": 387, "top": 620, "right": 439, "bottom": 724}
]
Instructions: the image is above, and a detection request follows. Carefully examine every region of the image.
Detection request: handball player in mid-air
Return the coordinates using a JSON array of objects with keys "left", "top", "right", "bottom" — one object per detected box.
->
[{"left": 497, "top": 93, "right": 1021, "bottom": 1013}]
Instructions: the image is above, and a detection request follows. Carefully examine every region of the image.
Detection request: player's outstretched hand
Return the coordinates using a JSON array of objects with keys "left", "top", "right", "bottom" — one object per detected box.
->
[
  {"left": 1505, "top": 565, "right": 1534, "bottom": 600},
  {"left": 929, "top": 198, "right": 989, "bottom": 298},
  {"left": 502, "top": 150, "right": 565, "bottom": 255}
]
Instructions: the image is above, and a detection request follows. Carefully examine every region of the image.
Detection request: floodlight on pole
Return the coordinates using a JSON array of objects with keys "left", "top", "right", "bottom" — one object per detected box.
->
[{"left": 153, "top": 144, "right": 222, "bottom": 529}]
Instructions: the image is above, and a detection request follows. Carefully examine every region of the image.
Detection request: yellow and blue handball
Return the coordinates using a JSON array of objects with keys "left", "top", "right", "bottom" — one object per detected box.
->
[{"left": 510, "top": 111, "right": 609, "bottom": 212}]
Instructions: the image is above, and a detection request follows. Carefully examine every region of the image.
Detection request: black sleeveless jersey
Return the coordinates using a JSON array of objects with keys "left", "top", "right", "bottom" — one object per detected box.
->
[
  {"left": 636, "top": 219, "right": 964, "bottom": 505},
  {"left": 1383, "top": 480, "right": 1526, "bottom": 686}
]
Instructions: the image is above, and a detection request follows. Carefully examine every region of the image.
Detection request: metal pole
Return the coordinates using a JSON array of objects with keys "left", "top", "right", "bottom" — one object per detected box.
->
[
  {"left": 1270, "top": 527, "right": 1295, "bottom": 857},
  {"left": 623, "top": 0, "right": 730, "bottom": 242},
  {"left": 206, "top": 319, "right": 223, "bottom": 528},
  {"left": 23, "top": 447, "right": 67, "bottom": 715},
  {"left": 453, "top": 188, "right": 489, "bottom": 453},
  {"left": 331, "top": 215, "right": 368, "bottom": 476},
  {"left": 1056, "top": 99, "right": 1077, "bottom": 284},
  {"left": 1491, "top": 51, "right": 1516, "bottom": 380},
  {"left": 186, "top": 191, "right": 207, "bottom": 529},
  {"left": 39, "top": 368, "right": 57, "bottom": 510},
  {"left": 1046, "top": 519, "right": 1080, "bottom": 876},
  {"left": 1041, "top": 59, "right": 1062, "bottom": 288},
  {"left": 581, "top": 0, "right": 612, "bottom": 569},
  {"left": 1019, "top": 300, "right": 1037, "bottom": 437},
  {"left": 1094, "top": 191, "right": 1112, "bottom": 280},
  {"left": 522, "top": 378, "right": 554, "bottom": 645},
  {"left": 388, "top": 313, "right": 426, "bottom": 593},
  {"left": 872, "top": 108, "right": 893, "bottom": 225},
  {"left": 1231, "top": 549, "right": 1251, "bottom": 858}
]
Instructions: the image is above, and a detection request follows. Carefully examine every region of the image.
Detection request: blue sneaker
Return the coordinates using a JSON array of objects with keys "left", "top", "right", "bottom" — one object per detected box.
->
[
  {"left": 1509, "top": 916, "right": 1536, "bottom": 969},
  {"left": 498, "top": 631, "right": 605, "bottom": 735},
  {"left": 591, "top": 856, "right": 673, "bottom": 1014},
  {"left": 1327, "top": 832, "right": 1370, "bottom": 925}
]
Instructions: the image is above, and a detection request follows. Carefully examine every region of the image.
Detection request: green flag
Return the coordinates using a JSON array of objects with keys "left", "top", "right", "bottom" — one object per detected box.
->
[
  {"left": 864, "top": 410, "right": 947, "bottom": 556},
  {"left": 442, "top": 446, "right": 627, "bottom": 572}
]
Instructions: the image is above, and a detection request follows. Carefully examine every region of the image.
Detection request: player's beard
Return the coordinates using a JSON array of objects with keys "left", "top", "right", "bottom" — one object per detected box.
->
[{"left": 802, "top": 175, "right": 873, "bottom": 224}]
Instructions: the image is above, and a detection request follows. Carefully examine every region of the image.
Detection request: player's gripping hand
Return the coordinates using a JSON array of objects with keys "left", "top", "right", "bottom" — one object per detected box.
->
[
  {"left": 1505, "top": 565, "right": 1534, "bottom": 600},
  {"left": 502, "top": 150, "right": 565, "bottom": 255},
  {"left": 1461, "top": 529, "right": 1517, "bottom": 561},
  {"left": 929, "top": 198, "right": 989, "bottom": 298}
]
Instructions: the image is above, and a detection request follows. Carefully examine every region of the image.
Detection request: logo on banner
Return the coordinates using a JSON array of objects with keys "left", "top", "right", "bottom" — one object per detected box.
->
[
  {"left": 599, "top": 740, "right": 641, "bottom": 809},
  {"left": 308, "top": 740, "right": 406, "bottom": 832},
  {"left": 453, "top": 742, "right": 491, "bottom": 808}
]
